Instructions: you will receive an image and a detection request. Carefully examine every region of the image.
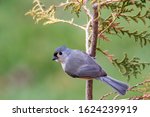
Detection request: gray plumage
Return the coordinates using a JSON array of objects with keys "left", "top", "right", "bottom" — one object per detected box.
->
[{"left": 52, "top": 46, "right": 129, "bottom": 95}]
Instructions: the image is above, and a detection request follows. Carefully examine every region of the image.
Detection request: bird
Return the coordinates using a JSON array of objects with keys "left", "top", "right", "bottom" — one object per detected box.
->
[{"left": 52, "top": 46, "right": 129, "bottom": 95}]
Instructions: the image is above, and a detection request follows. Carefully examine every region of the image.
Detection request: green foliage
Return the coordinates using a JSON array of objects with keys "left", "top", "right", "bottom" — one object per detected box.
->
[
  {"left": 25, "top": 0, "right": 59, "bottom": 24},
  {"left": 26, "top": 0, "right": 150, "bottom": 99},
  {"left": 130, "top": 80, "right": 150, "bottom": 94},
  {"left": 103, "top": 0, "right": 146, "bottom": 10},
  {"left": 100, "top": 0, "right": 150, "bottom": 47},
  {"left": 64, "top": 1, "right": 83, "bottom": 17},
  {"left": 113, "top": 29, "right": 150, "bottom": 47},
  {"left": 120, "top": 10, "right": 150, "bottom": 24},
  {"left": 25, "top": 0, "right": 85, "bottom": 29},
  {"left": 100, "top": 79, "right": 150, "bottom": 100},
  {"left": 96, "top": 0, "right": 150, "bottom": 79},
  {"left": 112, "top": 54, "right": 150, "bottom": 80},
  {"left": 140, "top": 0, "right": 146, "bottom": 3}
]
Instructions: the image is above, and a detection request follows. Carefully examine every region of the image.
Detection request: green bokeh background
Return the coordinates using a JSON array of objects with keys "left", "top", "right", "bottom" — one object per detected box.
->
[{"left": 0, "top": 0, "right": 149, "bottom": 99}]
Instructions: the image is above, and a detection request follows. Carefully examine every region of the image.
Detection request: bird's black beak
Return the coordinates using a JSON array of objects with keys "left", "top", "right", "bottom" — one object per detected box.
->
[{"left": 52, "top": 56, "right": 58, "bottom": 61}]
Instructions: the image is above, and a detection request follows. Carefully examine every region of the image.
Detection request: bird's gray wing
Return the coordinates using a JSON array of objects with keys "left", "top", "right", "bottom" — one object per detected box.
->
[
  {"left": 64, "top": 50, "right": 106, "bottom": 78},
  {"left": 75, "top": 64, "right": 107, "bottom": 78}
]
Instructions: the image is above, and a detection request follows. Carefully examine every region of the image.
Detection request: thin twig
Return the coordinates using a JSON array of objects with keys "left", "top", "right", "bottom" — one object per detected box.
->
[
  {"left": 99, "top": 0, "right": 126, "bottom": 7},
  {"left": 59, "top": 19, "right": 86, "bottom": 30},
  {"left": 86, "top": 19, "right": 92, "bottom": 52},
  {"left": 100, "top": 92, "right": 115, "bottom": 100},
  {"left": 55, "top": 1, "right": 73, "bottom": 8},
  {"left": 99, "top": 13, "right": 118, "bottom": 36},
  {"left": 113, "top": 94, "right": 120, "bottom": 100},
  {"left": 33, "top": 0, "right": 44, "bottom": 12},
  {"left": 97, "top": 48, "right": 114, "bottom": 62},
  {"left": 129, "top": 94, "right": 150, "bottom": 100},
  {"left": 82, "top": 5, "right": 93, "bottom": 19},
  {"left": 128, "top": 80, "right": 150, "bottom": 91}
]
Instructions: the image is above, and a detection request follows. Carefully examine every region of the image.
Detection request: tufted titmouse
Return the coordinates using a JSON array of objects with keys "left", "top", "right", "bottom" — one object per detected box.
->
[{"left": 52, "top": 46, "right": 128, "bottom": 95}]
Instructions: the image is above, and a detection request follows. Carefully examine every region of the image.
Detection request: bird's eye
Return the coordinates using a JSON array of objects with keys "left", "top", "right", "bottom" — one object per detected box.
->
[{"left": 59, "top": 52, "right": 62, "bottom": 55}]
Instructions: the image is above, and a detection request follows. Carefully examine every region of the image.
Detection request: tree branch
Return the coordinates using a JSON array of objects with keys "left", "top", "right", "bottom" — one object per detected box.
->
[
  {"left": 86, "top": 3, "right": 99, "bottom": 100},
  {"left": 89, "top": 3, "right": 99, "bottom": 57}
]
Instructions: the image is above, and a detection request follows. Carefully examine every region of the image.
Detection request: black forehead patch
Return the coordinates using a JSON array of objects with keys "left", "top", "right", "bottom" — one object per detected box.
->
[{"left": 53, "top": 52, "right": 58, "bottom": 57}]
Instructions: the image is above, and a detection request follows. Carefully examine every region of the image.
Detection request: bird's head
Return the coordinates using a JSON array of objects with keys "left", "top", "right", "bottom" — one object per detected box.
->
[{"left": 52, "top": 46, "right": 71, "bottom": 63}]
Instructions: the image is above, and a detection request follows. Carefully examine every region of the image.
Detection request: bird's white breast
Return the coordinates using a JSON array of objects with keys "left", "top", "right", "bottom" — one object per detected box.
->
[{"left": 61, "top": 63, "right": 66, "bottom": 70}]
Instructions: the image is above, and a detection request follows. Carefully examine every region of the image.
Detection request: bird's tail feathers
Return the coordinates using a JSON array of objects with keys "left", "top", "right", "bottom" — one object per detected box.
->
[{"left": 97, "top": 76, "right": 129, "bottom": 95}]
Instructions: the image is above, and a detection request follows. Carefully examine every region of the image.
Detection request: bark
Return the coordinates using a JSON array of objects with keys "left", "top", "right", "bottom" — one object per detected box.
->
[{"left": 86, "top": 3, "right": 99, "bottom": 100}]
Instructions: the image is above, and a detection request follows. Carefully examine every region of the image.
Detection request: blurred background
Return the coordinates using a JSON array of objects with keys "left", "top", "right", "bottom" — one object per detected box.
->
[{"left": 0, "top": 0, "right": 150, "bottom": 99}]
